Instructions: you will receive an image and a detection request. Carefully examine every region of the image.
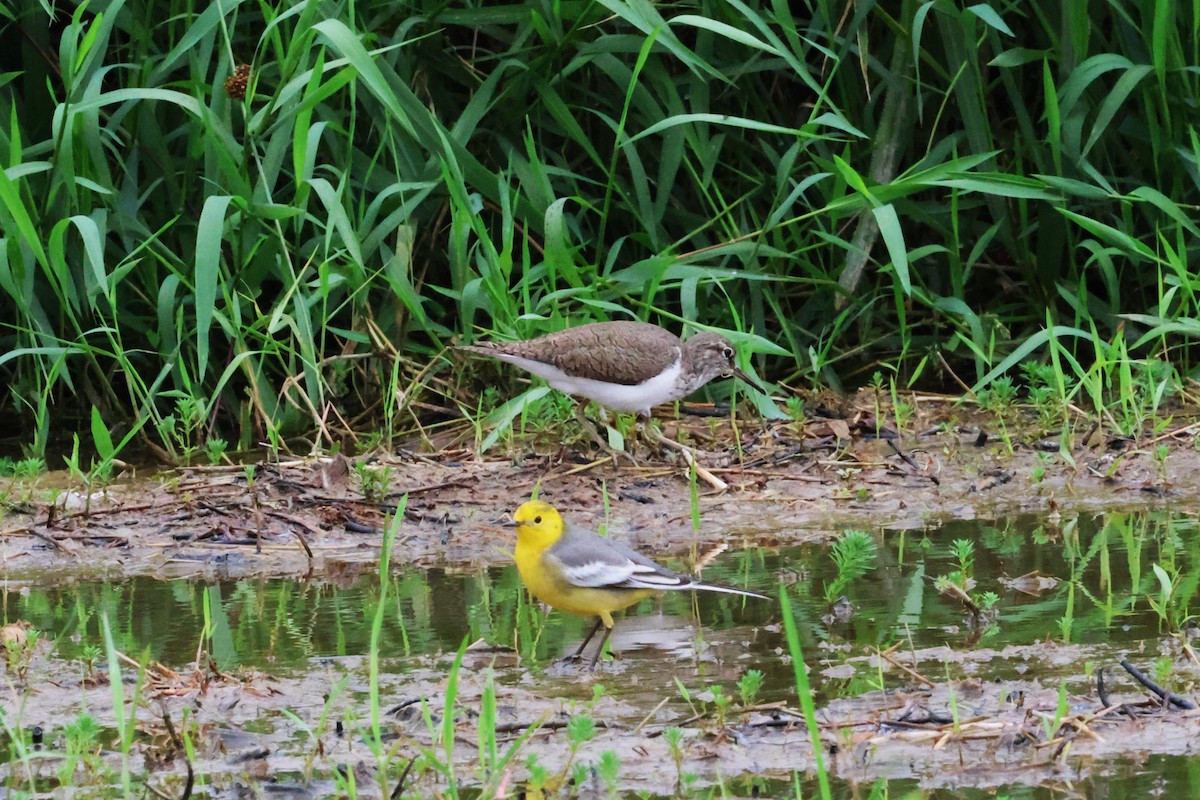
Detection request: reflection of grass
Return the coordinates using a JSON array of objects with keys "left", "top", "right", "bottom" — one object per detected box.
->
[
  {"left": 14, "top": 512, "right": 1200, "bottom": 675},
  {"left": 12, "top": 511, "right": 1200, "bottom": 795},
  {"left": 1146, "top": 561, "right": 1198, "bottom": 635}
]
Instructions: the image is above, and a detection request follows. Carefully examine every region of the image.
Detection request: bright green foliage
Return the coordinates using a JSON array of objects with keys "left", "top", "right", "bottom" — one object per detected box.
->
[
  {"left": 353, "top": 460, "right": 392, "bottom": 503},
  {"left": 2, "top": 1, "right": 1199, "bottom": 452},
  {"left": 596, "top": 750, "right": 622, "bottom": 797},
  {"left": 566, "top": 714, "right": 596, "bottom": 746},
  {"left": 823, "top": 529, "right": 877, "bottom": 604},
  {"left": 738, "top": 668, "right": 765, "bottom": 707}
]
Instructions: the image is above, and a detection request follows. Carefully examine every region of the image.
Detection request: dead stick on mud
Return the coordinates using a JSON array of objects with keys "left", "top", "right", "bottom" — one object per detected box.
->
[
  {"left": 292, "top": 529, "right": 313, "bottom": 562},
  {"left": 554, "top": 456, "right": 624, "bottom": 479},
  {"left": 1097, "top": 667, "right": 1112, "bottom": 708},
  {"left": 26, "top": 529, "right": 73, "bottom": 554},
  {"left": 303, "top": 477, "right": 475, "bottom": 506},
  {"left": 1095, "top": 668, "right": 1135, "bottom": 721},
  {"left": 643, "top": 425, "right": 728, "bottom": 491},
  {"left": 878, "top": 648, "right": 937, "bottom": 688},
  {"left": 1149, "top": 419, "right": 1200, "bottom": 444},
  {"left": 887, "top": 439, "right": 939, "bottom": 486},
  {"left": 1119, "top": 658, "right": 1197, "bottom": 710},
  {"left": 390, "top": 757, "right": 416, "bottom": 800},
  {"left": 633, "top": 696, "right": 671, "bottom": 734},
  {"left": 935, "top": 350, "right": 975, "bottom": 397},
  {"left": 262, "top": 511, "right": 316, "bottom": 562},
  {"left": 158, "top": 701, "right": 194, "bottom": 800},
  {"left": 52, "top": 499, "right": 190, "bottom": 525},
  {"left": 116, "top": 649, "right": 179, "bottom": 681}
]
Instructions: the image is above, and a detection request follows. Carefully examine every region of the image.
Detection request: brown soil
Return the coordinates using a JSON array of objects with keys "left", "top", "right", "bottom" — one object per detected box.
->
[
  {"left": 3, "top": 392, "right": 1200, "bottom": 796},
  {"left": 2, "top": 395, "right": 1197, "bottom": 581},
  {"left": 5, "top": 627, "right": 1199, "bottom": 796}
]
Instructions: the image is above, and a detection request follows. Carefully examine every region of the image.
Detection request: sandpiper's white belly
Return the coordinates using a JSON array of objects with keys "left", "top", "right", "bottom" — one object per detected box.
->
[{"left": 495, "top": 354, "right": 685, "bottom": 414}]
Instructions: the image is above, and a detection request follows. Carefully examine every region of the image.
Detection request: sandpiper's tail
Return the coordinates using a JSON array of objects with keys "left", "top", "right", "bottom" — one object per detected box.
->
[{"left": 457, "top": 342, "right": 523, "bottom": 357}]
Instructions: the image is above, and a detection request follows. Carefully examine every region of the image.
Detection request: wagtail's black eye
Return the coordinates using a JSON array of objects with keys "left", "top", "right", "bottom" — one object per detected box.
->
[{"left": 534, "top": 515, "right": 543, "bottom": 524}]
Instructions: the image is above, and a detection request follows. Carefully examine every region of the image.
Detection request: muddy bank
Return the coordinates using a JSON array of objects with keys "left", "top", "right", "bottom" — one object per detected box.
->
[
  {"left": 2, "top": 403, "right": 1197, "bottom": 581},
  {"left": 5, "top": 630, "right": 1199, "bottom": 797},
  {"left": 5, "top": 399, "right": 1200, "bottom": 797}
]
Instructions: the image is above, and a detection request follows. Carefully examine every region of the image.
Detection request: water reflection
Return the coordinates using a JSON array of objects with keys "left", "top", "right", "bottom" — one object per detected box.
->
[
  {"left": 3, "top": 511, "right": 1200, "bottom": 798},
  {"left": 3, "top": 511, "right": 1194, "bottom": 675}
]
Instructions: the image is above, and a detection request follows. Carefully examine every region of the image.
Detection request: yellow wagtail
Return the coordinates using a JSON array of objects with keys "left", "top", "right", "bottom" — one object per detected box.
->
[{"left": 512, "top": 499, "right": 767, "bottom": 669}]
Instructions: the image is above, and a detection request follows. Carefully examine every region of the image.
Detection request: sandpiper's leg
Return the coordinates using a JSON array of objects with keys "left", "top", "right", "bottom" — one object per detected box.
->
[
  {"left": 642, "top": 423, "right": 728, "bottom": 491},
  {"left": 574, "top": 404, "right": 637, "bottom": 465}
]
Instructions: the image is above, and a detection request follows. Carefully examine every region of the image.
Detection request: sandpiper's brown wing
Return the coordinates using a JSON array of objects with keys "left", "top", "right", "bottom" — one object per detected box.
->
[{"left": 469, "top": 321, "right": 683, "bottom": 386}]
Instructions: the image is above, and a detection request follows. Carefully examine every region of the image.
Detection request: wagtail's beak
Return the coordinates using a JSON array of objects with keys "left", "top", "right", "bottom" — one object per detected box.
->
[{"left": 731, "top": 365, "right": 767, "bottom": 395}]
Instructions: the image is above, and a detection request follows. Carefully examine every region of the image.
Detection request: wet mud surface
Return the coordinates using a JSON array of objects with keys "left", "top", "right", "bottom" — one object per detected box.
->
[
  {"left": 6, "top": 626, "right": 1200, "bottom": 797},
  {"left": 2, "top": 400, "right": 1196, "bottom": 582},
  {"left": 4, "top": 397, "right": 1200, "bottom": 796}
]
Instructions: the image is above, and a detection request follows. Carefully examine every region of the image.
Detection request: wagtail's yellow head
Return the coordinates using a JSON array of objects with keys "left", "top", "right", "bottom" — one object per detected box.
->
[{"left": 513, "top": 500, "right": 564, "bottom": 550}]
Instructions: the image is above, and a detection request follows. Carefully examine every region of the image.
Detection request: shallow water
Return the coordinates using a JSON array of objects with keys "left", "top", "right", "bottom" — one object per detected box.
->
[
  {"left": 4, "top": 509, "right": 1199, "bottom": 797},
  {"left": 4, "top": 511, "right": 1183, "bottom": 669}
]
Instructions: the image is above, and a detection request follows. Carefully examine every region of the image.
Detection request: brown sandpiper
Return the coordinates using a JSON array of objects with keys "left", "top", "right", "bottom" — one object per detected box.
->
[{"left": 457, "top": 320, "right": 764, "bottom": 417}]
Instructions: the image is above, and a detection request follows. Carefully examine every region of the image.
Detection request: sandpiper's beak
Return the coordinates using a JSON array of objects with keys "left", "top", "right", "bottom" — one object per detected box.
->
[{"left": 731, "top": 364, "right": 767, "bottom": 395}]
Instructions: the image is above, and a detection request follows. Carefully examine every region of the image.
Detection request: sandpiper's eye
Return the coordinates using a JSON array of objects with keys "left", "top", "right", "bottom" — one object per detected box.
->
[
  {"left": 534, "top": 515, "right": 543, "bottom": 524},
  {"left": 723, "top": 346, "right": 734, "bottom": 359}
]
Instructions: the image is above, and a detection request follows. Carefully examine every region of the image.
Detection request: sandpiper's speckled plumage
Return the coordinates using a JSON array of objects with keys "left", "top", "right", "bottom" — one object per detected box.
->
[{"left": 458, "top": 320, "right": 760, "bottom": 416}]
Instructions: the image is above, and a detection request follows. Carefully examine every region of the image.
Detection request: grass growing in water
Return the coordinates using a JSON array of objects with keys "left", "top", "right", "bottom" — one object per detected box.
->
[{"left": 823, "top": 530, "right": 878, "bottom": 606}]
